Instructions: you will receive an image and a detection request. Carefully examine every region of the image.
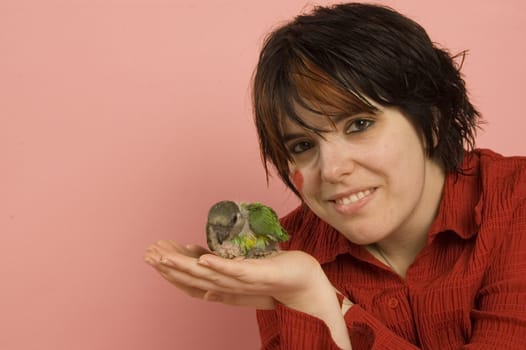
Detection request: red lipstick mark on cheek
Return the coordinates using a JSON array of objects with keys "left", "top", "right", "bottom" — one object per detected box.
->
[{"left": 291, "top": 170, "right": 304, "bottom": 194}]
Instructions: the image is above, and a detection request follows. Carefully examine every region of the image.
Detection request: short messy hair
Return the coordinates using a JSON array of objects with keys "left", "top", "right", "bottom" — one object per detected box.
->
[{"left": 252, "top": 2, "right": 481, "bottom": 197}]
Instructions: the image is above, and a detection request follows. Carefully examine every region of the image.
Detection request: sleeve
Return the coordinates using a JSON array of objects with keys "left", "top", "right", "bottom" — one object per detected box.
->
[
  {"left": 343, "top": 306, "right": 419, "bottom": 349},
  {"left": 257, "top": 304, "right": 343, "bottom": 350},
  {"left": 467, "top": 202, "right": 526, "bottom": 349},
  {"left": 256, "top": 299, "right": 422, "bottom": 350}
]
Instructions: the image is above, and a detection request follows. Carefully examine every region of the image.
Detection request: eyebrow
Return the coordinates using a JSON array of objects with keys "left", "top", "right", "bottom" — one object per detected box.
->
[{"left": 281, "top": 114, "right": 353, "bottom": 143}]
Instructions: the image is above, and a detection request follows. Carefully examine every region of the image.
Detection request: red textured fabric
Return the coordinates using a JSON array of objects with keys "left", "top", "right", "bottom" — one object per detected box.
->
[{"left": 257, "top": 149, "right": 526, "bottom": 349}]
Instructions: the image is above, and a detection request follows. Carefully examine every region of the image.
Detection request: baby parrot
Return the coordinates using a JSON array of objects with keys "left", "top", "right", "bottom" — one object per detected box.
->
[{"left": 206, "top": 200, "right": 289, "bottom": 259}]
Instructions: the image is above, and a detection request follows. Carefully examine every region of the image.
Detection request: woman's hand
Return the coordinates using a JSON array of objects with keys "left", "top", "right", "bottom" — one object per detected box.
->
[
  {"left": 145, "top": 239, "right": 352, "bottom": 349},
  {"left": 145, "top": 240, "right": 215, "bottom": 300},
  {"left": 144, "top": 240, "right": 334, "bottom": 315},
  {"left": 144, "top": 240, "right": 275, "bottom": 309}
]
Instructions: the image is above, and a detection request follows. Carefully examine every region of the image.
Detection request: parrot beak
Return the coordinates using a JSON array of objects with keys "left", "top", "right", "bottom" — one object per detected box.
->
[{"left": 213, "top": 225, "right": 229, "bottom": 245}]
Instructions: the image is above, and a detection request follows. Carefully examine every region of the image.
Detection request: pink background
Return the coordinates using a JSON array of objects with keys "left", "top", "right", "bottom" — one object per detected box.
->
[{"left": 1, "top": 0, "right": 525, "bottom": 349}]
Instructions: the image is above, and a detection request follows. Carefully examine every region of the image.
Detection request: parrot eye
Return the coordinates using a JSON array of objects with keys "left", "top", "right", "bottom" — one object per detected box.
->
[{"left": 230, "top": 213, "right": 238, "bottom": 226}]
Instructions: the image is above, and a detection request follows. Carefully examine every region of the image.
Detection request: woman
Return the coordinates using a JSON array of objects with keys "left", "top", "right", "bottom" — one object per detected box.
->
[{"left": 145, "top": 3, "right": 526, "bottom": 349}]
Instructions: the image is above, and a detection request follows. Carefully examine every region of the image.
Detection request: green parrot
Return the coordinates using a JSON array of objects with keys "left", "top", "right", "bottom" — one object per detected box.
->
[{"left": 206, "top": 200, "right": 289, "bottom": 259}]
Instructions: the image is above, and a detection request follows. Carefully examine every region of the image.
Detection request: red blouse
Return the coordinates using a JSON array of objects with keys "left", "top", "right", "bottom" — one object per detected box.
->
[{"left": 257, "top": 149, "right": 526, "bottom": 349}]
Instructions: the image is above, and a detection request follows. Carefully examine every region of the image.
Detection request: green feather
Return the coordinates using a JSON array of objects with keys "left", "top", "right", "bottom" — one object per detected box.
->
[
  {"left": 232, "top": 234, "right": 268, "bottom": 255},
  {"left": 243, "top": 202, "right": 289, "bottom": 242}
]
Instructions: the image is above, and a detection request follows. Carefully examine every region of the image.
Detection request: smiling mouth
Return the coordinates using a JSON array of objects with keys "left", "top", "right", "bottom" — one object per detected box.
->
[{"left": 333, "top": 188, "right": 375, "bottom": 205}]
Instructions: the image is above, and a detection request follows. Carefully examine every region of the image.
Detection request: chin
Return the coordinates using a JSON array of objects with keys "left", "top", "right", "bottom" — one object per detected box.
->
[{"left": 335, "top": 224, "right": 383, "bottom": 245}]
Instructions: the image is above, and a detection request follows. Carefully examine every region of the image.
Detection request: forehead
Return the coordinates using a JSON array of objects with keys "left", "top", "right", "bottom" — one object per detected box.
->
[{"left": 281, "top": 104, "right": 335, "bottom": 133}]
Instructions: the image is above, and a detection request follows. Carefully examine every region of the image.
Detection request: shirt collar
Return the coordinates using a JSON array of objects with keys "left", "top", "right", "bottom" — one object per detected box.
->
[
  {"left": 280, "top": 205, "right": 352, "bottom": 265},
  {"left": 427, "top": 152, "right": 482, "bottom": 242}
]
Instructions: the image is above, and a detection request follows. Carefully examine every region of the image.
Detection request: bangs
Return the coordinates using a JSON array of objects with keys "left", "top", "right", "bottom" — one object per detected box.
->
[{"left": 280, "top": 56, "right": 378, "bottom": 135}]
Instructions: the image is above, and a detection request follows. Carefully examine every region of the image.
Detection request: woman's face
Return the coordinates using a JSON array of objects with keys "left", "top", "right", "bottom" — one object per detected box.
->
[{"left": 282, "top": 102, "right": 445, "bottom": 245}]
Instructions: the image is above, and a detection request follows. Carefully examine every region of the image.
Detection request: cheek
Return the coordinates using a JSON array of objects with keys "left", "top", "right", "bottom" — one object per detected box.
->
[{"left": 291, "top": 170, "right": 304, "bottom": 193}]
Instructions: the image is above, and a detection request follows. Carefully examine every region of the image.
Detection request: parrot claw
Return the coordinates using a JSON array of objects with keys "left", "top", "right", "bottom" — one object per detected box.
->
[{"left": 245, "top": 245, "right": 280, "bottom": 259}]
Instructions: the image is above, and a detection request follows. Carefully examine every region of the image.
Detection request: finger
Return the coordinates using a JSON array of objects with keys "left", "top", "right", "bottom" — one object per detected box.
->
[
  {"left": 145, "top": 241, "right": 174, "bottom": 261},
  {"left": 144, "top": 247, "right": 164, "bottom": 265},
  {"left": 158, "top": 264, "right": 240, "bottom": 294},
  {"left": 144, "top": 254, "right": 160, "bottom": 266},
  {"left": 145, "top": 245, "right": 178, "bottom": 265},
  {"left": 145, "top": 253, "right": 200, "bottom": 295},
  {"left": 203, "top": 291, "right": 275, "bottom": 310},
  {"left": 159, "top": 253, "right": 262, "bottom": 294},
  {"left": 145, "top": 243, "right": 230, "bottom": 297},
  {"left": 185, "top": 244, "right": 211, "bottom": 257},
  {"left": 158, "top": 270, "right": 208, "bottom": 299},
  {"left": 145, "top": 241, "right": 201, "bottom": 265},
  {"left": 153, "top": 253, "right": 227, "bottom": 288},
  {"left": 197, "top": 254, "right": 267, "bottom": 284},
  {"left": 145, "top": 244, "right": 162, "bottom": 256}
]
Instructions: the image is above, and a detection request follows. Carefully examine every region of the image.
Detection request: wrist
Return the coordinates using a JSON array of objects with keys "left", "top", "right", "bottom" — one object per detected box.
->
[
  {"left": 281, "top": 271, "right": 351, "bottom": 349},
  {"left": 278, "top": 265, "right": 339, "bottom": 318},
  {"left": 275, "top": 265, "right": 351, "bottom": 349}
]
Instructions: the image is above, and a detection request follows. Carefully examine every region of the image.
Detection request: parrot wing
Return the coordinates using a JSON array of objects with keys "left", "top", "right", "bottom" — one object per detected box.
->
[{"left": 244, "top": 202, "right": 289, "bottom": 242}]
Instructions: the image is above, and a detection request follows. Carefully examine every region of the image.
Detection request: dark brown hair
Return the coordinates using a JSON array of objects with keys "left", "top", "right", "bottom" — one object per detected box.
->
[{"left": 252, "top": 3, "right": 482, "bottom": 197}]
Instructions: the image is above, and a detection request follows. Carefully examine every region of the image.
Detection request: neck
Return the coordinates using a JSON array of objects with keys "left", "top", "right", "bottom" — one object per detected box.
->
[{"left": 373, "top": 158, "right": 446, "bottom": 277}]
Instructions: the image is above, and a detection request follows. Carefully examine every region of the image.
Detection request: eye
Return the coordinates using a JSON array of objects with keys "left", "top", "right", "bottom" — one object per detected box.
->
[
  {"left": 229, "top": 213, "right": 238, "bottom": 225},
  {"left": 345, "top": 119, "right": 374, "bottom": 134},
  {"left": 290, "top": 140, "right": 313, "bottom": 154}
]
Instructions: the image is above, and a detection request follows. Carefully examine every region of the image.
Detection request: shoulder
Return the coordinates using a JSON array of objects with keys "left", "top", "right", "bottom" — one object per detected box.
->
[
  {"left": 474, "top": 148, "right": 526, "bottom": 212},
  {"left": 471, "top": 149, "right": 526, "bottom": 247},
  {"left": 477, "top": 148, "right": 526, "bottom": 177}
]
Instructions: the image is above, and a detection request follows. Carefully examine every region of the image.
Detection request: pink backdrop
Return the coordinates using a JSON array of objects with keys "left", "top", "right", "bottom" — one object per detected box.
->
[{"left": 2, "top": 1, "right": 525, "bottom": 349}]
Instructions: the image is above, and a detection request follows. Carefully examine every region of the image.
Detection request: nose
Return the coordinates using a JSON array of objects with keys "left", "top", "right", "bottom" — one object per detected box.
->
[{"left": 319, "top": 139, "right": 354, "bottom": 183}]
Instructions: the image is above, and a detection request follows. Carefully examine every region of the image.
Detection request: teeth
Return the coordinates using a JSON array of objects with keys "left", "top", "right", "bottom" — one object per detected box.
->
[{"left": 336, "top": 190, "right": 371, "bottom": 205}]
